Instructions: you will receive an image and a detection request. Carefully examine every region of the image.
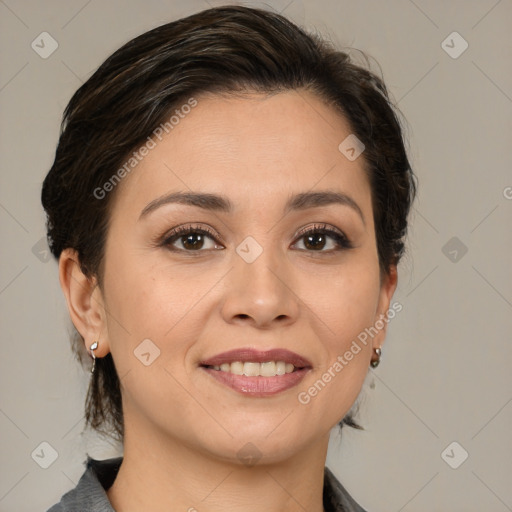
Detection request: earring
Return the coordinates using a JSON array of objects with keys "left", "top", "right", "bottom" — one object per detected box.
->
[
  {"left": 370, "top": 347, "right": 382, "bottom": 368},
  {"left": 90, "top": 341, "right": 99, "bottom": 374}
]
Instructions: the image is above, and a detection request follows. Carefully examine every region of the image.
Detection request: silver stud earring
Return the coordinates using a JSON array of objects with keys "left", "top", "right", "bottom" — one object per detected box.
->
[
  {"left": 370, "top": 347, "right": 382, "bottom": 368},
  {"left": 90, "top": 341, "right": 99, "bottom": 374}
]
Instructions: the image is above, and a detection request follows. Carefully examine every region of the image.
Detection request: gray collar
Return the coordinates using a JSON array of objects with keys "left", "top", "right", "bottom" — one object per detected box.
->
[{"left": 47, "top": 456, "right": 367, "bottom": 512}]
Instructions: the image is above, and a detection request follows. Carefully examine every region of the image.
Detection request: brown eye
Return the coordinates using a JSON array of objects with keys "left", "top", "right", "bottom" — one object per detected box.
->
[
  {"left": 181, "top": 232, "right": 206, "bottom": 250},
  {"left": 303, "top": 232, "right": 328, "bottom": 250},
  {"left": 293, "top": 224, "right": 352, "bottom": 252},
  {"left": 162, "top": 226, "right": 223, "bottom": 252}
]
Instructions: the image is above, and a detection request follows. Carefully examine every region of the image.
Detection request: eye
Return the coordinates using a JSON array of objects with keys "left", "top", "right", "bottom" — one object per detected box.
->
[
  {"left": 161, "top": 225, "right": 224, "bottom": 252},
  {"left": 292, "top": 223, "right": 352, "bottom": 252},
  {"left": 158, "top": 223, "right": 351, "bottom": 254}
]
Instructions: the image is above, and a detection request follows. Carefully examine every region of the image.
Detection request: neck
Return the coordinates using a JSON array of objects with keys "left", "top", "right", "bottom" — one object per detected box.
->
[{"left": 106, "top": 414, "right": 329, "bottom": 512}]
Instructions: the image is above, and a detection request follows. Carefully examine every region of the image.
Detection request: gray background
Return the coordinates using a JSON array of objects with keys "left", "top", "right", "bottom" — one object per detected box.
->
[{"left": 1, "top": 0, "right": 511, "bottom": 511}]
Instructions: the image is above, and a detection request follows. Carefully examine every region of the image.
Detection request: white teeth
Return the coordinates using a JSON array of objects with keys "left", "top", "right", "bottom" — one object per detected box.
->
[
  {"left": 230, "top": 361, "right": 244, "bottom": 375},
  {"left": 276, "top": 361, "right": 286, "bottom": 375},
  {"left": 209, "top": 360, "right": 297, "bottom": 376},
  {"left": 260, "top": 361, "right": 276, "bottom": 377},
  {"left": 243, "top": 362, "right": 260, "bottom": 376}
]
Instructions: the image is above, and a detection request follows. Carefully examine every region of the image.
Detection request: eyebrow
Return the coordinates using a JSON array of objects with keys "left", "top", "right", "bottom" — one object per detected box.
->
[
  {"left": 138, "top": 190, "right": 365, "bottom": 224},
  {"left": 285, "top": 191, "right": 365, "bottom": 224}
]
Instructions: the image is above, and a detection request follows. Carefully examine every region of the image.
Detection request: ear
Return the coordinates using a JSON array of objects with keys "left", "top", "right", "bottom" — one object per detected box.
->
[
  {"left": 372, "top": 264, "right": 398, "bottom": 351},
  {"left": 58, "top": 248, "right": 110, "bottom": 357}
]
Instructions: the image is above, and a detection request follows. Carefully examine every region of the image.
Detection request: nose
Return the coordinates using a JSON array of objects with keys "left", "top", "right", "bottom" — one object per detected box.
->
[{"left": 220, "top": 245, "right": 300, "bottom": 329}]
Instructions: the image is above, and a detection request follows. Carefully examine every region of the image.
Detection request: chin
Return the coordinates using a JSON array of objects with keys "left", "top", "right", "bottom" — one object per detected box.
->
[{"left": 202, "top": 424, "right": 313, "bottom": 464}]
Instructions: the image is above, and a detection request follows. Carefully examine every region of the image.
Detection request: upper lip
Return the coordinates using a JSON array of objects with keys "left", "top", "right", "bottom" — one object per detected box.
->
[{"left": 200, "top": 348, "right": 312, "bottom": 368}]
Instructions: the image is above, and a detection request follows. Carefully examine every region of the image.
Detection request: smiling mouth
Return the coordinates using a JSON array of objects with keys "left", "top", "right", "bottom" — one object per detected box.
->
[{"left": 201, "top": 361, "right": 302, "bottom": 377}]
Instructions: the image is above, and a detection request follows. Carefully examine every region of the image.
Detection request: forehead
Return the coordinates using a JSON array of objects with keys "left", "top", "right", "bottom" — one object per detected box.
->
[{"left": 112, "top": 90, "right": 372, "bottom": 216}]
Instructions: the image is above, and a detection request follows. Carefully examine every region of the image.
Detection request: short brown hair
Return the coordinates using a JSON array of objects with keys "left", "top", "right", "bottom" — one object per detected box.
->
[{"left": 42, "top": 5, "right": 416, "bottom": 441}]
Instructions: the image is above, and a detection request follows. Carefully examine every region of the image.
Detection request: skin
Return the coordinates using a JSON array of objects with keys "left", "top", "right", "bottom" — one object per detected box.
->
[{"left": 59, "top": 90, "right": 397, "bottom": 512}]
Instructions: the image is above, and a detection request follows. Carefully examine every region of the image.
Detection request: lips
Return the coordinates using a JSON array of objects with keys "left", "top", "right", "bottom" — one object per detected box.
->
[
  {"left": 199, "top": 348, "right": 312, "bottom": 368},
  {"left": 199, "top": 348, "right": 313, "bottom": 396}
]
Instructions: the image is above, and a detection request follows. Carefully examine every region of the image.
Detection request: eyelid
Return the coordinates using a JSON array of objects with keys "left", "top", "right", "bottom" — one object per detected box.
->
[
  {"left": 292, "top": 223, "right": 352, "bottom": 247},
  {"left": 293, "top": 222, "right": 345, "bottom": 239},
  {"left": 157, "top": 223, "right": 225, "bottom": 249}
]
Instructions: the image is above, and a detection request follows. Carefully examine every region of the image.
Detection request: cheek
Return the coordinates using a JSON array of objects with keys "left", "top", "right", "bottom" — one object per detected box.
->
[
  {"left": 102, "top": 250, "right": 221, "bottom": 365},
  {"left": 304, "top": 255, "right": 381, "bottom": 341},
  {"left": 100, "top": 255, "right": 209, "bottom": 419},
  {"left": 296, "top": 258, "right": 380, "bottom": 412},
  {"left": 103, "top": 242, "right": 179, "bottom": 328}
]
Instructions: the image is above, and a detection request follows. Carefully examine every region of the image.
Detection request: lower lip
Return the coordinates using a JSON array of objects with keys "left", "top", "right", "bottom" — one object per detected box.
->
[{"left": 201, "top": 367, "right": 310, "bottom": 397}]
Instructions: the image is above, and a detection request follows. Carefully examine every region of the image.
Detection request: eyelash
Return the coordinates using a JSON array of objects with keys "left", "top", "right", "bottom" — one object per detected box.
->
[
  {"left": 160, "top": 224, "right": 221, "bottom": 252},
  {"left": 158, "top": 223, "right": 352, "bottom": 254},
  {"left": 294, "top": 223, "right": 353, "bottom": 251}
]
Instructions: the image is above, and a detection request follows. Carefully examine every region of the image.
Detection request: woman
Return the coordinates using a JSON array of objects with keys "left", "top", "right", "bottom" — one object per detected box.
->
[{"left": 42, "top": 5, "right": 415, "bottom": 511}]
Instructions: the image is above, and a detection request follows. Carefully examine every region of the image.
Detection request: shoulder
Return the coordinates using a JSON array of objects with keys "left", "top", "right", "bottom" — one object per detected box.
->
[
  {"left": 323, "top": 466, "right": 368, "bottom": 512},
  {"left": 46, "top": 456, "right": 123, "bottom": 512}
]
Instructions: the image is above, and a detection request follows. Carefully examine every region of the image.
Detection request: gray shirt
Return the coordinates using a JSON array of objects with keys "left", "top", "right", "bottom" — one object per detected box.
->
[{"left": 47, "top": 456, "right": 367, "bottom": 512}]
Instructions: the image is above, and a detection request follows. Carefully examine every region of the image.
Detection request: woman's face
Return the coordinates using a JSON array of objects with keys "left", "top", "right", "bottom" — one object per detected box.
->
[{"left": 97, "top": 90, "right": 396, "bottom": 463}]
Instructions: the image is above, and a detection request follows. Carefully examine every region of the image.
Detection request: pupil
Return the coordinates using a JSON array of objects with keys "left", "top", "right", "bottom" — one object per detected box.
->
[
  {"left": 305, "top": 233, "right": 325, "bottom": 250},
  {"left": 183, "top": 233, "right": 204, "bottom": 250}
]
